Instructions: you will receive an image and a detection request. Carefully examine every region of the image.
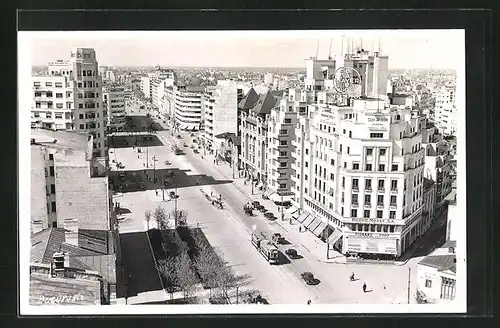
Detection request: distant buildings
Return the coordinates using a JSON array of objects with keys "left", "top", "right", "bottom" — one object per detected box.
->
[
  {"left": 31, "top": 48, "right": 107, "bottom": 158},
  {"left": 140, "top": 76, "right": 152, "bottom": 99},
  {"left": 30, "top": 129, "right": 113, "bottom": 234},
  {"left": 264, "top": 73, "right": 274, "bottom": 85}
]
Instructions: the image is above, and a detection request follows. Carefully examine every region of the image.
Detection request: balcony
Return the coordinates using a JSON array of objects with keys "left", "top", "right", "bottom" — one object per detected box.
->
[
  {"left": 352, "top": 202, "right": 359, "bottom": 208},
  {"left": 390, "top": 187, "right": 398, "bottom": 193},
  {"left": 352, "top": 186, "right": 359, "bottom": 192},
  {"left": 365, "top": 187, "right": 372, "bottom": 193},
  {"left": 378, "top": 187, "right": 385, "bottom": 193},
  {"left": 390, "top": 203, "right": 397, "bottom": 209},
  {"left": 377, "top": 203, "right": 384, "bottom": 208},
  {"left": 364, "top": 202, "right": 371, "bottom": 208}
]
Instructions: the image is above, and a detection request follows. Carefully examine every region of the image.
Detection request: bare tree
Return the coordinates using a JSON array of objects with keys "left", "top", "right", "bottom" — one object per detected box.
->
[
  {"left": 156, "top": 258, "right": 177, "bottom": 301},
  {"left": 216, "top": 262, "right": 238, "bottom": 303},
  {"left": 153, "top": 205, "right": 168, "bottom": 230},
  {"left": 175, "top": 251, "right": 198, "bottom": 300},
  {"left": 194, "top": 246, "right": 221, "bottom": 296},
  {"left": 144, "top": 210, "right": 151, "bottom": 231},
  {"left": 170, "top": 209, "right": 188, "bottom": 227}
]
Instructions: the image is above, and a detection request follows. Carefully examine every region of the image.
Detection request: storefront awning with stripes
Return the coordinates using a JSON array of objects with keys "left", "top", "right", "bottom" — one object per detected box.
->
[{"left": 296, "top": 211, "right": 310, "bottom": 224}]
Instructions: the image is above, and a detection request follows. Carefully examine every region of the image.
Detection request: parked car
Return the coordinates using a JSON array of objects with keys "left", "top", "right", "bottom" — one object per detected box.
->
[
  {"left": 193, "top": 149, "right": 199, "bottom": 154},
  {"left": 259, "top": 206, "right": 267, "bottom": 213},
  {"left": 272, "top": 233, "right": 284, "bottom": 244},
  {"left": 285, "top": 248, "right": 299, "bottom": 259},
  {"left": 169, "top": 191, "right": 177, "bottom": 199},
  {"left": 300, "top": 272, "right": 318, "bottom": 285},
  {"left": 177, "top": 135, "right": 182, "bottom": 139},
  {"left": 264, "top": 212, "right": 274, "bottom": 219},
  {"left": 164, "top": 161, "right": 171, "bottom": 165},
  {"left": 251, "top": 201, "right": 261, "bottom": 208}
]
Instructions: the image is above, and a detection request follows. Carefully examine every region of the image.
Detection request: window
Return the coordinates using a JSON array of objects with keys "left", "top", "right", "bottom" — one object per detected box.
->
[
  {"left": 52, "top": 222, "right": 57, "bottom": 228},
  {"left": 79, "top": 124, "right": 84, "bottom": 129},
  {"left": 343, "top": 129, "right": 346, "bottom": 134},
  {"left": 51, "top": 201, "right": 57, "bottom": 212},
  {"left": 48, "top": 153, "right": 54, "bottom": 160},
  {"left": 364, "top": 194, "right": 371, "bottom": 205},
  {"left": 79, "top": 104, "right": 83, "bottom": 108},
  {"left": 352, "top": 194, "right": 358, "bottom": 204},
  {"left": 339, "top": 144, "right": 342, "bottom": 152},
  {"left": 342, "top": 177, "right": 345, "bottom": 188},
  {"left": 365, "top": 164, "right": 372, "bottom": 171},
  {"left": 379, "top": 164, "right": 385, "bottom": 172},
  {"left": 352, "top": 163, "right": 359, "bottom": 170},
  {"left": 352, "top": 178, "right": 359, "bottom": 189},
  {"left": 46, "top": 112, "right": 52, "bottom": 118},
  {"left": 45, "top": 82, "right": 53, "bottom": 87},
  {"left": 279, "top": 140, "right": 287, "bottom": 146},
  {"left": 389, "top": 225, "right": 395, "bottom": 233},
  {"left": 341, "top": 207, "right": 344, "bottom": 216},
  {"left": 349, "top": 131, "right": 352, "bottom": 138},
  {"left": 390, "top": 196, "right": 397, "bottom": 206},
  {"left": 391, "top": 180, "right": 398, "bottom": 190},
  {"left": 441, "top": 277, "right": 456, "bottom": 300},
  {"left": 379, "top": 148, "right": 386, "bottom": 156},
  {"left": 425, "top": 279, "right": 432, "bottom": 288},
  {"left": 377, "top": 195, "right": 384, "bottom": 206},
  {"left": 377, "top": 210, "right": 383, "bottom": 218},
  {"left": 284, "top": 118, "right": 292, "bottom": 124},
  {"left": 390, "top": 211, "right": 396, "bottom": 219},
  {"left": 392, "top": 164, "right": 398, "bottom": 171},
  {"left": 55, "top": 112, "right": 63, "bottom": 119},
  {"left": 364, "top": 210, "right": 370, "bottom": 218},
  {"left": 351, "top": 209, "right": 357, "bottom": 217},
  {"left": 366, "top": 148, "right": 373, "bottom": 156},
  {"left": 56, "top": 93, "right": 63, "bottom": 98},
  {"left": 330, "top": 159, "right": 335, "bottom": 166},
  {"left": 330, "top": 173, "right": 334, "bottom": 181},
  {"left": 50, "top": 184, "right": 56, "bottom": 194},
  {"left": 49, "top": 166, "right": 54, "bottom": 176},
  {"left": 305, "top": 149, "right": 309, "bottom": 155},
  {"left": 305, "top": 162, "right": 308, "bottom": 168},
  {"left": 370, "top": 133, "right": 383, "bottom": 138},
  {"left": 347, "top": 147, "right": 350, "bottom": 154},
  {"left": 279, "top": 183, "right": 286, "bottom": 189},
  {"left": 365, "top": 179, "right": 372, "bottom": 190}
]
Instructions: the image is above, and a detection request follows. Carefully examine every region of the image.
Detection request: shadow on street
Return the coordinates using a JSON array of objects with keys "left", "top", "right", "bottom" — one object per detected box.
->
[
  {"left": 108, "top": 134, "right": 165, "bottom": 148},
  {"left": 109, "top": 168, "right": 233, "bottom": 193}
]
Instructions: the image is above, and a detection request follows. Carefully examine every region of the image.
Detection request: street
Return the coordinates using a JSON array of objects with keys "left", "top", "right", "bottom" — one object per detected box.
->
[{"left": 113, "top": 99, "right": 426, "bottom": 304}]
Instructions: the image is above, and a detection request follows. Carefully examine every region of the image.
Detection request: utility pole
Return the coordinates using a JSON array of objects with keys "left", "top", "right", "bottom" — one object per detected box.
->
[
  {"left": 236, "top": 286, "right": 239, "bottom": 305},
  {"left": 251, "top": 168, "right": 254, "bottom": 195},
  {"left": 325, "top": 229, "right": 330, "bottom": 260},
  {"left": 161, "top": 169, "right": 165, "bottom": 201},
  {"left": 407, "top": 267, "right": 411, "bottom": 304},
  {"left": 152, "top": 155, "right": 157, "bottom": 183},
  {"left": 146, "top": 143, "right": 149, "bottom": 168}
]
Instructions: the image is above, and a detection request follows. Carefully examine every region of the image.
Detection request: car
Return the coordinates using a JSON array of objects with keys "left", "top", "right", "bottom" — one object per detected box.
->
[
  {"left": 164, "top": 161, "right": 171, "bottom": 165},
  {"left": 169, "top": 191, "right": 177, "bottom": 198},
  {"left": 183, "top": 143, "right": 188, "bottom": 147},
  {"left": 177, "top": 135, "right": 182, "bottom": 139},
  {"left": 264, "top": 212, "right": 274, "bottom": 219},
  {"left": 193, "top": 149, "right": 199, "bottom": 154},
  {"left": 300, "top": 272, "right": 318, "bottom": 285},
  {"left": 259, "top": 206, "right": 267, "bottom": 213},
  {"left": 285, "top": 248, "right": 299, "bottom": 259},
  {"left": 251, "top": 201, "right": 261, "bottom": 208}
]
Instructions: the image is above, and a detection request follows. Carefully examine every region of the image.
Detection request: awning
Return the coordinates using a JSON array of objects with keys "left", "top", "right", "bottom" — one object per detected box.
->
[
  {"left": 263, "top": 189, "right": 275, "bottom": 198},
  {"left": 309, "top": 218, "right": 323, "bottom": 234},
  {"left": 286, "top": 206, "right": 299, "bottom": 216},
  {"left": 302, "top": 213, "right": 316, "bottom": 228},
  {"left": 296, "top": 211, "right": 310, "bottom": 224},
  {"left": 312, "top": 221, "right": 328, "bottom": 238},
  {"left": 328, "top": 229, "right": 343, "bottom": 245}
]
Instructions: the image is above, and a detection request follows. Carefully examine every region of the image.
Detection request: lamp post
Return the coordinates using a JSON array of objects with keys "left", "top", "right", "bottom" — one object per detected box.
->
[
  {"left": 152, "top": 155, "right": 157, "bottom": 183},
  {"left": 281, "top": 194, "right": 284, "bottom": 221},
  {"left": 324, "top": 228, "right": 330, "bottom": 260}
]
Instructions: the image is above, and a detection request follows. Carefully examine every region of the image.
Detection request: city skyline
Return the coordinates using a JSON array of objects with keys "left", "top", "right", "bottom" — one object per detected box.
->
[{"left": 22, "top": 30, "right": 463, "bottom": 70}]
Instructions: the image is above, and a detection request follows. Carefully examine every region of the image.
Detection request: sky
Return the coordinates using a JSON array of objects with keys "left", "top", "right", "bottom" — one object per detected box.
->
[{"left": 21, "top": 30, "right": 464, "bottom": 70}]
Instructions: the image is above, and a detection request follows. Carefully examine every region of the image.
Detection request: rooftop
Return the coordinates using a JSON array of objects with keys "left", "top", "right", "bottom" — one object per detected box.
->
[
  {"left": 31, "top": 228, "right": 112, "bottom": 271},
  {"left": 238, "top": 87, "right": 259, "bottom": 110},
  {"left": 251, "top": 91, "right": 278, "bottom": 115},
  {"left": 418, "top": 241, "right": 457, "bottom": 273},
  {"left": 31, "top": 129, "right": 89, "bottom": 152}
]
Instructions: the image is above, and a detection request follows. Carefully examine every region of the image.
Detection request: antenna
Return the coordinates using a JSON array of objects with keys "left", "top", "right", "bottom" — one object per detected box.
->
[
  {"left": 315, "top": 40, "right": 319, "bottom": 58},
  {"left": 341, "top": 35, "right": 344, "bottom": 57},
  {"left": 361, "top": 38, "right": 363, "bottom": 50},
  {"left": 328, "top": 39, "right": 333, "bottom": 60}
]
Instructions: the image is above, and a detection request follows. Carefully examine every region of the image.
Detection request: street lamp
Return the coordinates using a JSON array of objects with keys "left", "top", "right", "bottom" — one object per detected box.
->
[
  {"left": 281, "top": 194, "right": 285, "bottom": 221},
  {"left": 152, "top": 155, "right": 157, "bottom": 183}
]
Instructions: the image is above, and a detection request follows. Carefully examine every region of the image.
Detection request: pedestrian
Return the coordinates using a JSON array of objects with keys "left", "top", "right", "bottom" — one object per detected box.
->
[
  {"left": 307, "top": 300, "right": 311, "bottom": 305},
  {"left": 299, "top": 226, "right": 302, "bottom": 232},
  {"left": 156, "top": 190, "right": 158, "bottom": 196},
  {"left": 362, "top": 283, "right": 367, "bottom": 293}
]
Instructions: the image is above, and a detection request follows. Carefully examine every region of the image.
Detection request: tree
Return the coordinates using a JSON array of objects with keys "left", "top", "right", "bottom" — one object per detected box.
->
[
  {"left": 156, "top": 257, "right": 177, "bottom": 300},
  {"left": 170, "top": 209, "right": 188, "bottom": 227},
  {"left": 175, "top": 251, "right": 198, "bottom": 300},
  {"left": 215, "top": 262, "right": 238, "bottom": 303},
  {"left": 153, "top": 205, "right": 168, "bottom": 230},
  {"left": 144, "top": 210, "right": 151, "bottom": 231},
  {"left": 194, "top": 245, "right": 221, "bottom": 296}
]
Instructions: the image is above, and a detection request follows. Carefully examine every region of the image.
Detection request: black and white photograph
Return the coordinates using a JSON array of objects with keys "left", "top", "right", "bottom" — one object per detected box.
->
[{"left": 18, "top": 29, "right": 466, "bottom": 315}]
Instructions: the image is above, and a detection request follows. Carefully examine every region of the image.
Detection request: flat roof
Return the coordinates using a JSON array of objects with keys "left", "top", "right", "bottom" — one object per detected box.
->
[{"left": 31, "top": 129, "right": 89, "bottom": 152}]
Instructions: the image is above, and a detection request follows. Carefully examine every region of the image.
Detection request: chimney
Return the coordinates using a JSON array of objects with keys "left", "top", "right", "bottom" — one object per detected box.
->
[
  {"left": 64, "top": 219, "right": 79, "bottom": 246},
  {"left": 52, "top": 252, "right": 68, "bottom": 277}
]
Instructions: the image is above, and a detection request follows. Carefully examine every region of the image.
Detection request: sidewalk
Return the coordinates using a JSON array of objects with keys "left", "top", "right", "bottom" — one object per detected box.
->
[{"left": 200, "top": 152, "right": 347, "bottom": 264}]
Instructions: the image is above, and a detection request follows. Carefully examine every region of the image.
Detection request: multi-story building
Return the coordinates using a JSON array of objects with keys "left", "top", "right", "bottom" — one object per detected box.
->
[
  {"left": 304, "top": 57, "right": 336, "bottom": 92},
  {"left": 140, "top": 76, "right": 152, "bottom": 99},
  {"left": 422, "top": 177, "right": 437, "bottom": 233},
  {"left": 264, "top": 73, "right": 274, "bottom": 85},
  {"left": 103, "top": 86, "right": 126, "bottom": 131},
  {"left": 291, "top": 97, "right": 428, "bottom": 258},
  {"left": 265, "top": 88, "right": 308, "bottom": 201},
  {"left": 202, "top": 80, "right": 240, "bottom": 151},
  {"left": 421, "top": 123, "right": 454, "bottom": 207},
  {"left": 173, "top": 85, "right": 205, "bottom": 131},
  {"left": 31, "top": 48, "right": 107, "bottom": 158},
  {"left": 239, "top": 90, "right": 279, "bottom": 184},
  {"left": 151, "top": 70, "right": 176, "bottom": 112},
  {"left": 103, "top": 70, "right": 116, "bottom": 83},
  {"left": 434, "top": 84, "right": 457, "bottom": 136},
  {"left": 30, "top": 129, "right": 113, "bottom": 234}
]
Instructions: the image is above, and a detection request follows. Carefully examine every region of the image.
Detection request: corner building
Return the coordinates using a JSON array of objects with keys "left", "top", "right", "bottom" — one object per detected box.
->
[{"left": 292, "top": 96, "right": 426, "bottom": 258}]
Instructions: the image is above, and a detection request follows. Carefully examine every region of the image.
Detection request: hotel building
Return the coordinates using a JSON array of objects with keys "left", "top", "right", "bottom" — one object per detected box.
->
[
  {"left": 31, "top": 48, "right": 107, "bottom": 158},
  {"left": 291, "top": 96, "right": 428, "bottom": 258}
]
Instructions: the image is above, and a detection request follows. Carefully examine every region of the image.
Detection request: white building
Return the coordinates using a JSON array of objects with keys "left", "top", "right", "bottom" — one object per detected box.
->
[
  {"left": 30, "top": 129, "right": 112, "bottom": 234},
  {"left": 31, "top": 48, "right": 107, "bottom": 158},
  {"left": 264, "top": 88, "right": 308, "bottom": 201},
  {"left": 173, "top": 85, "right": 205, "bottom": 131},
  {"left": 304, "top": 57, "right": 336, "bottom": 92},
  {"left": 434, "top": 84, "right": 457, "bottom": 136},
  {"left": 239, "top": 90, "right": 279, "bottom": 184},
  {"left": 140, "top": 76, "right": 152, "bottom": 99},
  {"left": 417, "top": 240, "right": 457, "bottom": 303},
  {"left": 291, "top": 97, "right": 429, "bottom": 258},
  {"left": 264, "top": 73, "right": 274, "bottom": 85},
  {"left": 103, "top": 70, "right": 116, "bottom": 83},
  {"left": 202, "top": 80, "right": 240, "bottom": 150},
  {"left": 103, "top": 86, "right": 126, "bottom": 131}
]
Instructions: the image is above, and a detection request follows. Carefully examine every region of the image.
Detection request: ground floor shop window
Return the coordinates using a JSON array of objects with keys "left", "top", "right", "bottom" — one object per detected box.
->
[{"left": 440, "top": 277, "right": 456, "bottom": 300}]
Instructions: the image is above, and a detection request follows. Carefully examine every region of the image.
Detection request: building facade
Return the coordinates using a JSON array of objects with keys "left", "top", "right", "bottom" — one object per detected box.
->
[
  {"left": 140, "top": 76, "right": 152, "bottom": 99},
  {"left": 202, "top": 80, "right": 240, "bottom": 151},
  {"left": 239, "top": 91, "right": 278, "bottom": 184},
  {"left": 291, "top": 97, "right": 428, "bottom": 258},
  {"left": 173, "top": 85, "right": 205, "bottom": 131},
  {"left": 30, "top": 129, "right": 113, "bottom": 234},
  {"left": 434, "top": 84, "right": 457, "bottom": 136},
  {"left": 103, "top": 86, "right": 126, "bottom": 131},
  {"left": 31, "top": 48, "right": 107, "bottom": 158}
]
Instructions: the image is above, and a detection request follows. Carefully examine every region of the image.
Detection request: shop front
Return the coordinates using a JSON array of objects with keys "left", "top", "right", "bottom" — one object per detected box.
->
[{"left": 345, "top": 232, "right": 401, "bottom": 259}]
